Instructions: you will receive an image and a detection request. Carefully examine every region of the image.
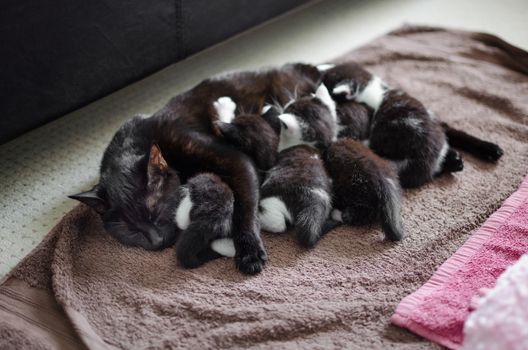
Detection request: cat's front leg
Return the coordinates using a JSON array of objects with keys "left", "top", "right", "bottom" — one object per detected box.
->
[{"left": 227, "top": 156, "right": 268, "bottom": 275}]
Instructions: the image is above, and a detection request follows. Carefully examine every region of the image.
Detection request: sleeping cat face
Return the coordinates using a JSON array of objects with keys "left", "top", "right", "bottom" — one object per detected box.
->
[
  {"left": 70, "top": 116, "right": 181, "bottom": 250},
  {"left": 277, "top": 84, "right": 337, "bottom": 152}
]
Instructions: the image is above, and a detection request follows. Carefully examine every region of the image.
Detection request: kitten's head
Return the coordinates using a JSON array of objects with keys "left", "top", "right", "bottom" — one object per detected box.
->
[
  {"left": 217, "top": 113, "right": 279, "bottom": 170},
  {"left": 277, "top": 84, "right": 337, "bottom": 152},
  {"left": 70, "top": 116, "right": 181, "bottom": 250}
]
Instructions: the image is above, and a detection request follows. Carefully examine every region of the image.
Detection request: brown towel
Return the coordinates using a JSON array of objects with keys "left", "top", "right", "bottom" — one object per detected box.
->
[{"left": 1, "top": 25, "right": 528, "bottom": 350}]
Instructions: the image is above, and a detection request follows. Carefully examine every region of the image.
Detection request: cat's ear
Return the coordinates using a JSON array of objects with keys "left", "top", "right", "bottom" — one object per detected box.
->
[
  {"left": 216, "top": 121, "right": 241, "bottom": 143},
  {"left": 69, "top": 186, "right": 107, "bottom": 214},
  {"left": 148, "top": 144, "right": 168, "bottom": 173}
]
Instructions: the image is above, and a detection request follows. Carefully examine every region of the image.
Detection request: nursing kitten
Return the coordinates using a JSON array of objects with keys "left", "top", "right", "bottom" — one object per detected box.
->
[
  {"left": 175, "top": 173, "right": 235, "bottom": 268},
  {"left": 259, "top": 145, "right": 334, "bottom": 247},
  {"left": 334, "top": 100, "right": 372, "bottom": 141},
  {"left": 276, "top": 83, "right": 337, "bottom": 152},
  {"left": 322, "top": 62, "right": 464, "bottom": 188},
  {"left": 215, "top": 96, "right": 335, "bottom": 247},
  {"left": 325, "top": 138, "right": 403, "bottom": 241},
  {"left": 277, "top": 85, "right": 404, "bottom": 241}
]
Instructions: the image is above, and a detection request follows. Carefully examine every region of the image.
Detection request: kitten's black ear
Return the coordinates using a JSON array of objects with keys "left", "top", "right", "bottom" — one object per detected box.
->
[
  {"left": 148, "top": 144, "right": 168, "bottom": 173},
  {"left": 69, "top": 186, "right": 107, "bottom": 214},
  {"left": 216, "top": 121, "right": 241, "bottom": 143}
]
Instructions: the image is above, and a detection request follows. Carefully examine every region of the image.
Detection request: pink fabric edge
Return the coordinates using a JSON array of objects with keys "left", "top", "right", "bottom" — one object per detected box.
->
[{"left": 391, "top": 174, "right": 528, "bottom": 349}]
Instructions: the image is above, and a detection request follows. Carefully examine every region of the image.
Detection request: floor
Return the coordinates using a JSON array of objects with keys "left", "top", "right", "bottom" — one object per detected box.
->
[{"left": 1, "top": 0, "right": 527, "bottom": 278}]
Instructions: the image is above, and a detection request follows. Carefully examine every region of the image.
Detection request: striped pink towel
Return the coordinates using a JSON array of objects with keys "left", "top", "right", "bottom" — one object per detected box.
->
[{"left": 391, "top": 175, "right": 528, "bottom": 349}]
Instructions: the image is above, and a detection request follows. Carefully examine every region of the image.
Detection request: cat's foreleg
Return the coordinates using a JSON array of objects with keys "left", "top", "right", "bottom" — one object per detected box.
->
[{"left": 217, "top": 152, "right": 268, "bottom": 275}]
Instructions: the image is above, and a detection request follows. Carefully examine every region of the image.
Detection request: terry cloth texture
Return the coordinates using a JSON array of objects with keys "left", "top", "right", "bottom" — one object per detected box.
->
[
  {"left": 392, "top": 175, "right": 528, "bottom": 349},
  {"left": 462, "top": 254, "right": 528, "bottom": 350},
  {"left": 1, "top": 25, "right": 528, "bottom": 349}
]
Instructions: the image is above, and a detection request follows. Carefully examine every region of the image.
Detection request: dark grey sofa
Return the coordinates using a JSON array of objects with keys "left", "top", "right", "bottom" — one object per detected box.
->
[{"left": 0, "top": 0, "right": 309, "bottom": 144}]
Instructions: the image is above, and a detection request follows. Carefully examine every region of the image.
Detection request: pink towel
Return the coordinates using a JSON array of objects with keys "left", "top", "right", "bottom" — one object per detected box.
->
[
  {"left": 462, "top": 254, "right": 528, "bottom": 350},
  {"left": 391, "top": 175, "right": 528, "bottom": 349}
]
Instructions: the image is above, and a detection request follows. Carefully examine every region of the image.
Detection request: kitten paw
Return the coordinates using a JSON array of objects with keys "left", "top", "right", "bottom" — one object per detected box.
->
[
  {"left": 213, "top": 96, "right": 237, "bottom": 123},
  {"left": 479, "top": 142, "right": 504, "bottom": 162},
  {"left": 235, "top": 246, "right": 267, "bottom": 275},
  {"left": 444, "top": 150, "right": 464, "bottom": 173}
]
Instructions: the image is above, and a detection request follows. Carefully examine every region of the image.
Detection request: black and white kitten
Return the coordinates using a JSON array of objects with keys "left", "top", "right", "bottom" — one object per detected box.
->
[
  {"left": 325, "top": 138, "right": 403, "bottom": 241},
  {"left": 276, "top": 84, "right": 404, "bottom": 241},
  {"left": 214, "top": 95, "right": 335, "bottom": 247},
  {"left": 321, "top": 62, "right": 465, "bottom": 188},
  {"left": 259, "top": 145, "right": 334, "bottom": 247},
  {"left": 276, "top": 83, "right": 338, "bottom": 151},
  {"left": 174, "top": 172, "right": 236, "bottom": 268}
]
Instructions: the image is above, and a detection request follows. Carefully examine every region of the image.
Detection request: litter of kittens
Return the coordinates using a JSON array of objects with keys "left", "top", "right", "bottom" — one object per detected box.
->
[{"left": 1, "top": 25, "right": 527, "bottom": 349}]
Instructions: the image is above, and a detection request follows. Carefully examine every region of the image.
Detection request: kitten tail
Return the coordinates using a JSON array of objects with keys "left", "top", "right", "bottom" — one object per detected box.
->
[
  {"left": 295, "top": 191, "right": 332, "bottom": 247},
  {"left": 379, "top": 176, "right": 404, "bottom": 241}
]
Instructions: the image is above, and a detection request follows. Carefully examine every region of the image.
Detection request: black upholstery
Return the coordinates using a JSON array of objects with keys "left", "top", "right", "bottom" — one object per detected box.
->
[{"left": 0, "top": 0, "right": 308, "bottom": 144}]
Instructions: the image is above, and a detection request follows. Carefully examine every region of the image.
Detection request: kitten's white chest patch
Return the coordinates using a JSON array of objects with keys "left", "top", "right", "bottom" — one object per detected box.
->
[
  {"left": 356, "top": 76, "right": 387, "bottom": 111},
  {"left": 213, "top": 96, "right": 237, "bottom": 123},
  {"left": 210, "top": 238, "right": 236, "bottom": 257},
  {"left": 175, "top": 189, "right": 193, "bottom": 230}
]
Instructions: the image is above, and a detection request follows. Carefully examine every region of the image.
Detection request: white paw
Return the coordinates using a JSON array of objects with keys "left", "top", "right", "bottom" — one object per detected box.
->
[
  {"left": 331, "top": 209, "right": 343, "bottom": 222},
  {"left": 213, "top": 97, "right": 237, "bottom": 123},
  {"left": 210, "top": 238, "right": 236, "bottom": 257}
]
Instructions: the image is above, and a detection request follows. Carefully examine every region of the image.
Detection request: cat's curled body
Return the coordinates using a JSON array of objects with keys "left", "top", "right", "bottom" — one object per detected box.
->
[{"left": 70, "top": 63, "right": 323, "bottom": 275}]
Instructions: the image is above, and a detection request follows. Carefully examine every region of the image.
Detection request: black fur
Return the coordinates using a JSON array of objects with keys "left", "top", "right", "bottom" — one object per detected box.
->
[
  {"left": 259, "top": 145, "right": 333, "bottom": 247},
  {"left": 281, "top": 96, "right": 336, "bottom": 151},
  {"left": 335, "top": 101, "right": 372, "bottom": 141},
  {"left": 323, "top": 62, "right": 463, "bottom": 188},
  {"left": 70, "top": 116, "right": 181, "bottom": 250},
  {"left": 175, "top": 173, "right": 234, "bottom": 268},
  {"left": 441, "top": 122, "right": 504, "bottom": 162},
  {"left": 216, "top": 114, "right": 279, "bottom": 172},
  {"left": 325, "top": 139, "right": 404, "bottom": 241}
]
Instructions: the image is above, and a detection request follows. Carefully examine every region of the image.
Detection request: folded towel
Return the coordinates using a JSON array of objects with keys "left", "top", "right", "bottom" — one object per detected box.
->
[
  {"left": 463, "top": 254, "right": 528, "bottom": 350},
  {"left": 392, "top": 175, "right": 528, "bottom": 349}
]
